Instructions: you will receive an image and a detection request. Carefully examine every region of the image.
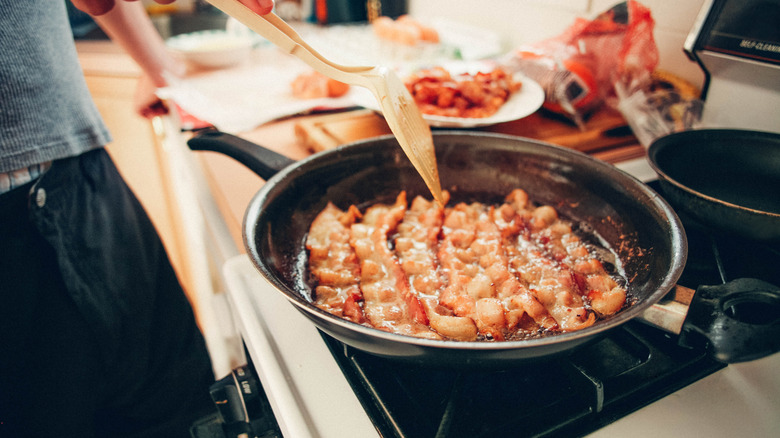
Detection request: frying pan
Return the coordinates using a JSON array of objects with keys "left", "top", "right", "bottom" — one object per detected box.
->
[
  {"left": 647, "top": 129, "right": 780, "bottom": 242},
  {"left": 189, "top": 130, "right": 776, "bottom": 366}
]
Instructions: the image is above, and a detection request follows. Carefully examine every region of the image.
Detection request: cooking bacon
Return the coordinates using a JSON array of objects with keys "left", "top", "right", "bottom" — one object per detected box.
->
[
  {"left": 395, "top": 194, "right": 448, "bottom": 299},
  {"left": 306, "top": 202, "right": 365, "bottom": 323},
  {"left": 393, "top": 194, "right": 481, "bottom": 340},
  {"left": 438, "top": 202, "right": 518, "bottom": 340},
  {"left": 348, "top": 193, "right": 440, "bottom": 339},
  {"left": 306, "top": 189, "right": 628, "bottom": 341},
  {"left": 493, "top": 190, "right": 599, "bottom": 332}
]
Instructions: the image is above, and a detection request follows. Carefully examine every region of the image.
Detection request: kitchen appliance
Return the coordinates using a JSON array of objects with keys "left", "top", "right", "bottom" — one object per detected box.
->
[
  {"left": 193, "top": 131, "right": 780, "bottom": 437},
  {"left": 684, "top": 0, "right": 780, "bottom": 133}
]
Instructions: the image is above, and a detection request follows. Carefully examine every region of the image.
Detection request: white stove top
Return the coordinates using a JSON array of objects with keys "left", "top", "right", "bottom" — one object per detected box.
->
[{"left": 222, "top": 254, "right": 780, "bottom": 438}]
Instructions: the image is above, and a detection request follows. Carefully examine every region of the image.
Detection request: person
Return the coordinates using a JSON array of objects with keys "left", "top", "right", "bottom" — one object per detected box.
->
[{"left": 0, "top": 0, "right": 273, "bottom": 436}]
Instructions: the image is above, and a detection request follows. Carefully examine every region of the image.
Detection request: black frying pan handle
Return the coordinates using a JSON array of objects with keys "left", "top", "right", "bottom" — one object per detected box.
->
[
  {"left": 187, "top": 130, "right": 296, "bottom": 181},
  {"left": 679, "top": 278, "right": 780, "bottom": 363}
]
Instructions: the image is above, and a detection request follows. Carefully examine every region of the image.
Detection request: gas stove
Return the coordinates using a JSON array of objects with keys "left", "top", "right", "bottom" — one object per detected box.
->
[
  {"left": 220, "top": 158, "right": 780, "bottom": 438},
  {"left": 317, "top": 179, "right": 779, "bottom": 438}
]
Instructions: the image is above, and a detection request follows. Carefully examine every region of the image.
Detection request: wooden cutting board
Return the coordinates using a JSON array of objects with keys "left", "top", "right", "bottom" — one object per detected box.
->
[
  {"left": 295, "top": 109, "right": 392, "bottom": 151},
  {"left": 294, "top": 108, "right": 645, "bottom": 163}
]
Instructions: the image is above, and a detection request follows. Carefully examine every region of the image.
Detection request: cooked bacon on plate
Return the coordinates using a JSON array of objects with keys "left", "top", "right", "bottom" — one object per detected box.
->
[{"left": 404, "top": 66, "right": 521, "bottom": 118}]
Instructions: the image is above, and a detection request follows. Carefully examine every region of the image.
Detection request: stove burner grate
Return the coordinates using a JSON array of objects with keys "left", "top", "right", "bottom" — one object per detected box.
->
[{"left": 323, "top": 320, "right": 724, "bottom": 438}]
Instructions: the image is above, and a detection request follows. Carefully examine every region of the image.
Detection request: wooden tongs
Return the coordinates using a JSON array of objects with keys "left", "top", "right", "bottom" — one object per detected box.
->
[{"left": 205, "top": 0, "right": 444, "bottom": 205}]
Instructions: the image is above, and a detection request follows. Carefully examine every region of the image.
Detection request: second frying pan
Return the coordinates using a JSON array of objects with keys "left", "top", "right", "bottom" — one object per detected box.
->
[{"left": 648, "top": 129, "right": 780, "bottom": 243}]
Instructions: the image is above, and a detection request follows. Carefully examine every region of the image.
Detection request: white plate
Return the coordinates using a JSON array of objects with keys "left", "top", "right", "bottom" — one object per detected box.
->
[{"left": 353, "top": 61, "right": 545, "bottom": 128}]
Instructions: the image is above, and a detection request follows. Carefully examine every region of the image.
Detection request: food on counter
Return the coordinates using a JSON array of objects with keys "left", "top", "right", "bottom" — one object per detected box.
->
[
  {"left": 291, "top": 70, "right": 350, "bottom": 99},
  {"left": 404, "top": 66, "right": 522, "bottom": 118},
  {"left": 306, "top": 189, "right": 628, "bottom": 342},
  {"left": 372, "top": 15, "right": 440, "bottom": 46}
]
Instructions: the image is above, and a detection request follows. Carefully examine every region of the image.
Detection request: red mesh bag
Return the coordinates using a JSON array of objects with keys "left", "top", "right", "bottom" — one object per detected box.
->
[{"left": 501, "top": 1, "right": 659, "bottom": 127}]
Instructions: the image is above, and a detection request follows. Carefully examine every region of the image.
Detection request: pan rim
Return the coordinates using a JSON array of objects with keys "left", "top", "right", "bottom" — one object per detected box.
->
[{"left": 243, "top": 131, "right": 687, "bottom": 352}]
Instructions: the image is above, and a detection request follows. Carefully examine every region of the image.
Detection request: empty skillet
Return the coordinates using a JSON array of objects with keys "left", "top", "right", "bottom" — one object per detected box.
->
[{"left": 648, "top": 129, "right": 780, "bottom": 242}]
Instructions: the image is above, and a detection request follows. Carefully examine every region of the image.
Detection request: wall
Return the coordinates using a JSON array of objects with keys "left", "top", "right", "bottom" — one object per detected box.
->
[{"left": 408, "top": 0, "right": 706, "bottom": 88}]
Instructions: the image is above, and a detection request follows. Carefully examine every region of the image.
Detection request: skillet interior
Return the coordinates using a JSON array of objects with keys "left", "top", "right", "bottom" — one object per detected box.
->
[
  {"left": 649, "top": 129, "right": 780, "bottom": 213},
  {"left": 648, "top": 129, "right": 780, "bottom": 242},
  {"left": 244, "top": 131, "right": 686, "bottom": 365}
]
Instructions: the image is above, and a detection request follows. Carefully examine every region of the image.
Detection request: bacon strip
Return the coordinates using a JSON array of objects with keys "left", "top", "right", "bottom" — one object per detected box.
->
[
  {"left": 349, "top": 192, "right": 440, "bottom": 339},
  {"left": 490, "top": 200, "right": 558, "bottom": 333},
  {"left": 496, "top": 190, "right": 604, "bottom": 331},
  {"left": 395, "top": 194, "right": 447, "bottom": 299},
  {"left": 306, "top": 203, "right": 365, "bottom": 323},
  {"left": 437, "top": 201, "right": 533, "bottom": 340},
  {"left": 547, "top": 212, "right": 627, "bottom": 316},
  {"left": 394, "top": 193, "right": 478, "bottom": 340}
]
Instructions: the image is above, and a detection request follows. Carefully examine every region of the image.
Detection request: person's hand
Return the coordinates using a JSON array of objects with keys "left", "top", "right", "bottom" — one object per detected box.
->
[
  {"left": 71, "top": 0, "right": 173, "bottom": 16},
  {"left": 133, "top": 73, "right": 170, "bottom": 119},
  {"left": 71, "top": 0, "right": 274, "bottom": 17},
  {"left": 235, "top": 0, "right": 275, "bottom": 15}
]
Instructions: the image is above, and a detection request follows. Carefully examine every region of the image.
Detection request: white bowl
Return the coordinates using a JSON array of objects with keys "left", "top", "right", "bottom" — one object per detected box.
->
[{"left": 167, "top": 30, "right": 254, "bottom": 69}]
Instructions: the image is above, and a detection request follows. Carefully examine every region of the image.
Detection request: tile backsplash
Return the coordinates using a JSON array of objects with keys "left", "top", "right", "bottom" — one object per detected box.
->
[{"left": 409, "top": 0, "right": 707, "bottom": 88}]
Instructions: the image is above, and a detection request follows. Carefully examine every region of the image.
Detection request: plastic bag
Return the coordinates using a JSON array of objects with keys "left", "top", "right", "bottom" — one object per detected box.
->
[
  {"left": 615, "top": 72, "right": 703, "bottom": 147},
  {"left": 500, "top": 1, "right": 659, "bottom": 128}
]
